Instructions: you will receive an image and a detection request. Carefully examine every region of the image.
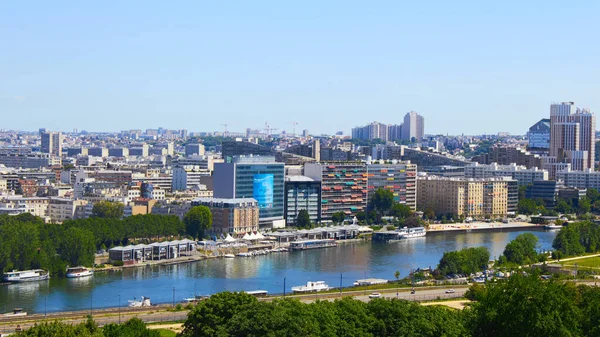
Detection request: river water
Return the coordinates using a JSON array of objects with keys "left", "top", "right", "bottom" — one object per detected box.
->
[{"left": 0, "top": 228, "right": 557, "bottom": 314}]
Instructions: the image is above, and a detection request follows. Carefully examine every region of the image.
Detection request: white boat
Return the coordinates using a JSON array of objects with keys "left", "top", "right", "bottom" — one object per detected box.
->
[
  {"left": 128, "top": 296, "right": 152, "bottom": 307},
  {"left": 237, "top": 252, "right": 253, "bottom": 257},
  {"left": 66, "top": 266, "right": 94, "bottom": 278},
  {"left": 291, "top": 281, "right": 331, "bottom": 293},
  {"left": 223, "top": 254, "right": 235, "bottom": 258},
  {"left": 399, "top": 227, "right": 426, "bottom": 239},
  {"left": 6, "top": 308, "right": 27, "bottom": 317},
  {"left": 544, "top": 224, "right": 563, "bottom": 230},
  {"left": 3, "top": 269, "right": 49, "bottom": 283},
  {"left": 2, "top": 308, "right": 27, "bottom": 317},
  {"left": 182, "top": 295, "right": 208, "bottom": 303}
]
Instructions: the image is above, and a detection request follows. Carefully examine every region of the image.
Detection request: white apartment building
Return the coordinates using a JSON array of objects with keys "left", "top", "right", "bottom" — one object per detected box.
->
[
  {"left": 172, "top": 166, "right": 211, "bottom": 191},
  {"left": 465, "top": 163, "right": 548, "bottom": 186},
  {"left": 557, "top": 168, "right": 600, "bottom": 191},
  {"left": 47, "top": 198, "right": 88, "bottom": 223},
  {"left": 132, "top": 171, "right": 173, "bottom": 191},
  {"left": 0, "top": 197, "right": 50, "bottom": 218},
  {"left": 126, "top": 187, "right": 166, "bottom": 202}
]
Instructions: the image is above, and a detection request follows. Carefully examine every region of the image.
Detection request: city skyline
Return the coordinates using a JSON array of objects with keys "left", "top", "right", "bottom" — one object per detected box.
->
[{"left": 2, "top": 2, "right": 600, "bottom": 135}]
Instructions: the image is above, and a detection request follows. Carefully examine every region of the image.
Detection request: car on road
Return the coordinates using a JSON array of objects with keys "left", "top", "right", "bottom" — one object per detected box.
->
[
  {"left": 445, "top": 289, "right": 456, "bottom": 293},
  {"left": 368, "top": 292, "right": 382, "bottom": 299}
]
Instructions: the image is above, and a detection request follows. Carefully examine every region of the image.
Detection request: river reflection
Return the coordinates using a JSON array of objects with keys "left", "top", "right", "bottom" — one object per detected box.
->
[{"left": 0, "top": 228, "right": 557, "bottom": 314}]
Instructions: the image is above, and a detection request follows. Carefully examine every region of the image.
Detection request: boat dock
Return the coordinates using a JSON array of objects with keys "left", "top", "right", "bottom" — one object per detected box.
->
[
  {"left": 428, "top": 221, "right": 540, "bottom": 232},
  {"left": 353, "top": 278, "right": 388, "bottom": 286}
]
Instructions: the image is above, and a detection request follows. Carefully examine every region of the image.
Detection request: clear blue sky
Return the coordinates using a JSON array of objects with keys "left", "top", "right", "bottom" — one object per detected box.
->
[{"left": 2, "top": 1, "right": 600, "bottom": 135}]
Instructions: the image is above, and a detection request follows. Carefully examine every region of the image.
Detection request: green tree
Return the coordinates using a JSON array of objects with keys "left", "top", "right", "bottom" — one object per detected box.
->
[
  {"left": 296, "top": 209, "right": 311, "bottom": 228},
  {"left": 183, "top": 206, "right": 213, "bottom": 239},
  {"left": 517, "top": 198, "right": 538, "bottom": 215},
  {"left": 103, "top": 317, "right": 160, "bottom": 337},
  {"left": 423, "top": 208, "right": 436, "bottom": 220},
  {"left": 518, "top": 185, "right": 529, "bottom": 200},
  {"left": 391, "top": 203, "right": 412, "bottom": 219},
  {"left": 587, "top": 188, "right": 600, "bottom": 203},
  {"left": 501, "top": 233, "right": 539, "bottom": 265},
  {"left": 331, "top": 211, "right": 346, "bottom": 224},
  {"left": 468, "top": 273, "right": 582, "bottom": 337},
  {"left": 578, "top": 197, "right": 592, "bottom": 214},
  {"left": 180, "top": 292, "right": 258, "bottom": 337},
  {"left": 438, "top": 247, "right": 490, "bottom": 276},
  {"left": 551, "top": 221, "right": 598, "bottom": 256},
  {"left": 91, "top": 201, "right": 124, "bottom": 219},
  {"left": 369, "top": 188, "right": 395, "bottom": 216},
  {"left": 554, "top": 199, "right": 571, "bottom": 214},
  {"left": 59, "top": 227, "right": 96, "bottom": 267}
]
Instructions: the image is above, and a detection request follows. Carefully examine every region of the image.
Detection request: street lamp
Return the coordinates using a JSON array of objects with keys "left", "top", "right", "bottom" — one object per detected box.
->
[
  {"left": 118, "top": 294, "right": 121, "bottom": 324},
  {"left": 172, "top": 287, "right": 175, "bottom": 307},
  {"left": 283, "top": 277, "right": 286, "bottom": 297}
]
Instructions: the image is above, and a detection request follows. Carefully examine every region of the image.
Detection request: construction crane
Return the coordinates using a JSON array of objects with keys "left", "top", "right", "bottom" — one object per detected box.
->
[
  {"left": 291, "top": 122, "right": 298, "bottom": 137},
  {"left": 220, "top": 124, "right": 228, "bottom": 136},
  {"left": 263, "top": 122, "right": 280, "bottom": 138}
]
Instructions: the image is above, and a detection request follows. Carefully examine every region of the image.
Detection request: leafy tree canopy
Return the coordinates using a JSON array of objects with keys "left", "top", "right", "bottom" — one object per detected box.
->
[
  {"left": 91, "top": 201, "right": 124, "bottom": 219},
  {"left": 184, "top": 206, "right": 213, "bottom": 239}
]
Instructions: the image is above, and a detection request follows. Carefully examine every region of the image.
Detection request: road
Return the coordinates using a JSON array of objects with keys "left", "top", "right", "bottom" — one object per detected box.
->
[{"left": 0, "top": 286, "right": 467, "bottom": 335}]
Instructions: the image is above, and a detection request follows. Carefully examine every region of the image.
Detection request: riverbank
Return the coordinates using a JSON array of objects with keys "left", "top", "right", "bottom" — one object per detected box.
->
[{"left": 428, "top": 221, "right": 540, "bottom": 232}]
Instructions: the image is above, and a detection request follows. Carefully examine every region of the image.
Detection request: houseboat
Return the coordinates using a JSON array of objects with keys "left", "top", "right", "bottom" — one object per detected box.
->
[
  {"left": 291, "top": 281, "right": 331, "bottom": 293},
  {"left": 66, "top": 266, "right": 94, "bottom": 278},
  {"left": 289, "top": 239, "right": 337, "bottom": 251},
  {"left": 399, "top": 227, "right": 426, "bottom": 239},
  {"left": 3, "top": 269, "right": 49, "bottom": 283}
]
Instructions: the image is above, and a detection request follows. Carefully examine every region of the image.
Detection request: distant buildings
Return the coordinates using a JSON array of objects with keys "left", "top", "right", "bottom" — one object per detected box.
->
[
  {"left": 527, "top": 118, "right": 550, "bottom": 150},
  {"left": 221, "top": 139, "right": 273, "bottom": 160},
  {"left": 549, "top": 102, "right": 596, "bottom": 170},
  {"left": 351, "top": 122, "right": 390, "bottom": 141},
  {"left": 557, "top": 168, "right": 600, "bottom": 191},
  {"left": 417, "top": 176, "right": 515, "bottom": 218},
  {"left": 213, "top": 156, "right": 285, "bottom": 229},
  {"left": 351, "top": 111, "right": 425, "bottom": 142},
  {"left": 473, "top": 146, "right": 542, "bottom": 169},
  {"left": 40, "top": 131, "right": 63, "bottom": 156},
  {"left": 402, "top": 111, "right": 425, "bottom": 141},
  {"left": 465, "top": 163, "right": 548, "bottom": 186},
  {"left": 185, "top": 143, "right": 205, "bottom": 157},
  {"left": 0, "top": 153, "right": 60, "bottom": 169},
  {"left": 172, "top": 166, "right": 210, "bottom": 191}
]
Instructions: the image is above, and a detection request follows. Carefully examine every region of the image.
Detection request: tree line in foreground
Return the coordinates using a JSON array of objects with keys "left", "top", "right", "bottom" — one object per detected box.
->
[{"left": 179, "top": 273, "right": 600, "bottom": 337}]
